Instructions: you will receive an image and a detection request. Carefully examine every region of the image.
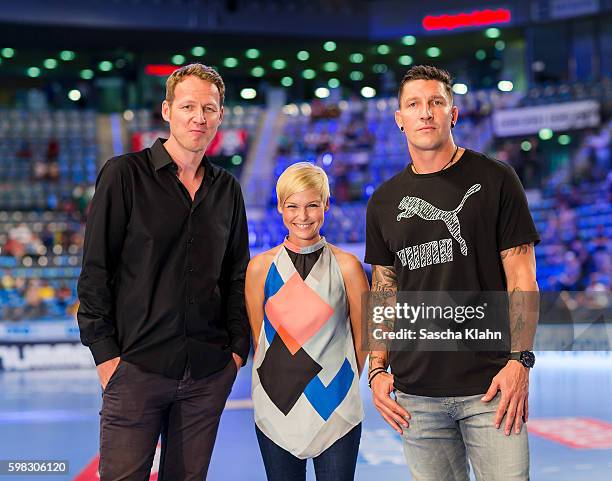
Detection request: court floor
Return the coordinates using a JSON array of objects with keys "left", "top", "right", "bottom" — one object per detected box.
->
[{"left": 0, "top": 352, "right": 611, "bottom": 481}]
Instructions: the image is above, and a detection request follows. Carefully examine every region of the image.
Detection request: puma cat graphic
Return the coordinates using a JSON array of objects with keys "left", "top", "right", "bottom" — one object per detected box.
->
[{"left": 396, "top": 184, "right": 481, "bottom": 256}]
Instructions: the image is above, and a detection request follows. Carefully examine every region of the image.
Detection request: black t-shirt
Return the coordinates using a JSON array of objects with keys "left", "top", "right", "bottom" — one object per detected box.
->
[{"left": 365, "top": 149, "right": 540, "bottom": 396}]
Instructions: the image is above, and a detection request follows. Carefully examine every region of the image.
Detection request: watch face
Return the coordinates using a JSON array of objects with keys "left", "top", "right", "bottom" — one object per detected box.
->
[{"left": 521, "top": 351, "right": 535, "bottom": 368}]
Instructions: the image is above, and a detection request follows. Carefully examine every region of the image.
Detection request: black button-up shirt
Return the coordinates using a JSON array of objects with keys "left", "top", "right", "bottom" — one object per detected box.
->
[{"left": 77, "top": 138, "right": 250, "bottom": 380}]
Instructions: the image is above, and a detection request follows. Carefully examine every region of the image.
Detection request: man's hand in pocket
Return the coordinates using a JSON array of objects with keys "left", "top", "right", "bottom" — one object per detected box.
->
[{"left": 97, "top": 357, "right": 121, "bottom": 390}]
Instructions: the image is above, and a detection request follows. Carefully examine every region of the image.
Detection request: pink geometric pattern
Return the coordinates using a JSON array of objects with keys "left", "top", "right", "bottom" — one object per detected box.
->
[
  {"left": 265, "top": 272, "right": 334, "bottom": 351},
  {"left": 275, "top": 324, "right": 302, "bottom": 355}
]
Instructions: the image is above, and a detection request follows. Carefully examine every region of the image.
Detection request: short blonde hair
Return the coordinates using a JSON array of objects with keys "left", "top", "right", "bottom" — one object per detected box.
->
[
  {"left": 276, "top": 162, "right": 330, "bottom": 210},
  {"left": 165, "top": 63, "right": 225, "bottom": 106}
]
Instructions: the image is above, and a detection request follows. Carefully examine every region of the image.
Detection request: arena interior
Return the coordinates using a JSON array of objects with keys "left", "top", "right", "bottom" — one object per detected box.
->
[{"left": 0, "top": 1, "right": 611, "bottom": 480}]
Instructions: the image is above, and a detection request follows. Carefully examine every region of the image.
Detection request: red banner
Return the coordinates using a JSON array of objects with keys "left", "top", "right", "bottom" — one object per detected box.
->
[{"left": 423, "top": 8, "right": 511, "bottom": 31}]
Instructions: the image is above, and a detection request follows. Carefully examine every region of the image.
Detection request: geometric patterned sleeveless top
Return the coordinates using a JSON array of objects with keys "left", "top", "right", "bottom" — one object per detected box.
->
[{"left": 251, "top": 236, "right": 364, "bottom": 459}]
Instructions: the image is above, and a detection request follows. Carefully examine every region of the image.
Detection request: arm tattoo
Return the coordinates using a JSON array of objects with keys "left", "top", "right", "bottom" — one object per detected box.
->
[
  {"left": 502, "top": 243, "right": 539, "bottom": 352},
  {"left": 500, "top": 242, "right": 533, "bottom": 260},
  {"left": 368, "top": 354, "right": 386, "bottom": 371},
  {"left": 367, "top": 265, "right": 398, "bottom": 371},
  {"left": 509, "top": 286, "right": 526, "bottom": 352},
  {"left": 371, "top": 265, "right": 398, "bottom": 298}
]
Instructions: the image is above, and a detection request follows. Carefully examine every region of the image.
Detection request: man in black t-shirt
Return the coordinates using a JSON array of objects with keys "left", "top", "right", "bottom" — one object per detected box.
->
[{"left": 365, "top": 65, "right": 539, "bottom": 481}]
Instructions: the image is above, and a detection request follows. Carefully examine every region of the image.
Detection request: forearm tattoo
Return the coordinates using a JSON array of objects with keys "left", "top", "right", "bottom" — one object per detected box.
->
[
  {"left": 371, "top": 265, "right": 398, "bottom": 299},
  {"left": 509, "top": 286, "right": 526, "bottom": 352},
  {"left": 502, "top": 243, "right": 538, "bottom": 351},
  {"left": 368, "top": 354, "right": 387, "bottom": 371},
  {"left": 368, "top": 265, "right": 398, "bottom": 370}
]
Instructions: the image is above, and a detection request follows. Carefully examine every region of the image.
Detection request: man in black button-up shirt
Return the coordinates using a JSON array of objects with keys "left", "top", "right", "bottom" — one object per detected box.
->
[{"left": 77, "top": 64, "right": 250, "bottom": 480}]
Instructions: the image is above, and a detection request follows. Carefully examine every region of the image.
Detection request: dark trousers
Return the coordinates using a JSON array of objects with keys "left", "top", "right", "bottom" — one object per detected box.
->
[
  {"left": 99, "top": 359, "right": 237, "bottom": 481},
  {"left": 255, "top": 423, "right": 362, "bottom": 481}
]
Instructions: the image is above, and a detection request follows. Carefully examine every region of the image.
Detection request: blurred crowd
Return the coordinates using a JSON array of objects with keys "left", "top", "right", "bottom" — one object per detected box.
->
[
  {"left": 1, "top": 274, "right": 78, "bottom": 321},
  {"left": 16, "top": 138, "right": 61, "bottom": 181},
  {"left": 2, "top": 219, "right": 84, "bottom": 260},
  {"left": 0, "top": 186, "right": 90, "bottom": 320},
  {"left": 494, "top": 121, "right": 612, "bottom": 190},
  {"left": 538, "top": 179, "right": 612, "bottom": 293}
]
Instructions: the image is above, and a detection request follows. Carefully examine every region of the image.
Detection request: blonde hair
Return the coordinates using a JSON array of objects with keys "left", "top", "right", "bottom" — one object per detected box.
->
[
  {"left": 276, "top": 162, "right": 330, "bottom": 210},
  {"left": 165, "top": 63, "right": 225, "bottom": 106}
]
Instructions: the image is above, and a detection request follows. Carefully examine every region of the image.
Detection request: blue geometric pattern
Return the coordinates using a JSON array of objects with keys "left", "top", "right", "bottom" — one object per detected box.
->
[
  {"left": 263, "top": 314, "right": 276, "bottom": 345},
  {"left": 263, "top": 263, "right": 284, "bottom": 344},
  {"left": 303, "top": 357, "right": 354, "bottom": 421}
]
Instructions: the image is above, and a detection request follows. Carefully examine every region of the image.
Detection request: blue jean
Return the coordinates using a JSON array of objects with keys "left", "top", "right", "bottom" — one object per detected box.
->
[
  {"left": 396, "top": 392, "right": 529, "bottom": 481},
  {"left": 255, "top": 423, "right": 361, "bottom": 481}
]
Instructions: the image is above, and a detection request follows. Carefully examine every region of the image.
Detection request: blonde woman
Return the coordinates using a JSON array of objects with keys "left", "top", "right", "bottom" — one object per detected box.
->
[{"left": 246, "top": 162, "right": 368, "bottom": 481}]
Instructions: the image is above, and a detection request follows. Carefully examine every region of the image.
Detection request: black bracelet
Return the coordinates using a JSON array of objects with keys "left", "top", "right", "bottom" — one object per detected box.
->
[
  {"left": 367, "top": 367, "right": 386, "bottom": 382},
  {"left": 368, "top": 369, "right": 387, "bottom": 388}
]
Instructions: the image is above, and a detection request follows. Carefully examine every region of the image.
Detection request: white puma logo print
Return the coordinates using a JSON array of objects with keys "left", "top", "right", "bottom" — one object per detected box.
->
[{"left": 396, "top": 184, "right": 481, "bottom": 256}]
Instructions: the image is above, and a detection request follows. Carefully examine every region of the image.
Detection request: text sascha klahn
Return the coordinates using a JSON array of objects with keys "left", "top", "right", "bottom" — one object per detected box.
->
[{"left": 372, "top": 327, "right": 502, "bottom": 341}]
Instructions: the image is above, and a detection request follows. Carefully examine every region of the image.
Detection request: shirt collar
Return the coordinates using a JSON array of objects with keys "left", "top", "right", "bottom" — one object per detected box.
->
[{"left": 150, "top": 137, "right": 216, "bottom": 180}]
